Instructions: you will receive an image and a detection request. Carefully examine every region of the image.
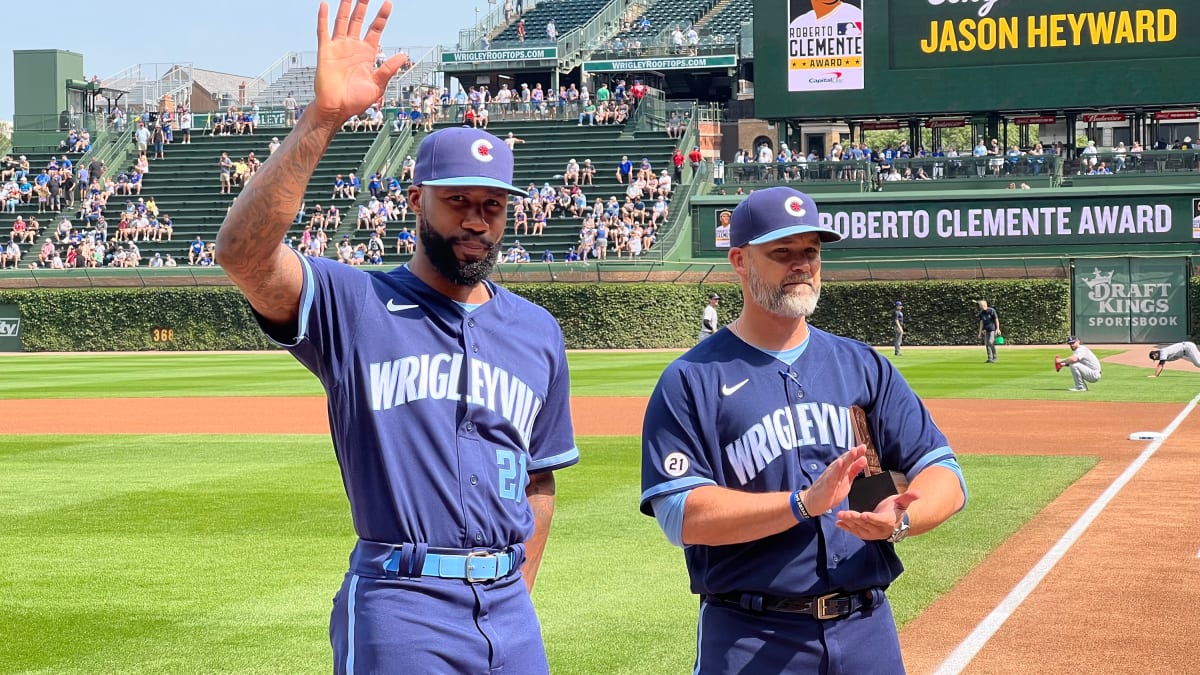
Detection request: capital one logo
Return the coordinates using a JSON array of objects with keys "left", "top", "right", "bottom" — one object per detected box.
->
[
  {"left": 1083, "top": 268, "right": 1171, "bottom": 314},
  {"left": 0, "top": 318, "right": 20, "bottom": 338}
]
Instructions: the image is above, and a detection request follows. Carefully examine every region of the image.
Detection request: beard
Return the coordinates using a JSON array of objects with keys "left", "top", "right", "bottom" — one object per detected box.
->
[
  {"left": 417, "top": 212, "right": 501, "bottom": 286},
  {"left": 746, "top": 255, "right": 820, "bottom": 318}
]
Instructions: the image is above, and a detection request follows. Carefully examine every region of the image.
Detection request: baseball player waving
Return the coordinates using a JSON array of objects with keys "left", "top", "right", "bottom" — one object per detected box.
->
[{"left": 216, "top": 2, "right": 579, "bottom": 673}]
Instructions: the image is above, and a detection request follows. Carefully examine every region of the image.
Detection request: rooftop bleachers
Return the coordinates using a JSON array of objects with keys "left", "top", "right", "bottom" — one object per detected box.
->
[
  {"left": 612, "top": 0, "right": 717, "bottom": 43},
  {"left": 699, "top": 0, "right": 751, "bottom": 38},
  {"left": 492, "top": 0, "right": 608, "bottom": 44}
]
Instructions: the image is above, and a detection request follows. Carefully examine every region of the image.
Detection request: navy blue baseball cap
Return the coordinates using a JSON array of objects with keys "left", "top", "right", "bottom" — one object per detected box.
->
[
  {"left": 413, "top": 127, "right": 525, "bottom": 196},
  {"left": 728, "top": 186, "right": 841, "bottom": 248}
]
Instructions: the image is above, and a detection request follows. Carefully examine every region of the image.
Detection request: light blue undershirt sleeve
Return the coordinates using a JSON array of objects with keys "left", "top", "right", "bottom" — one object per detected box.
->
[{"left": 650, "top": 490, "right": 691, "bottom": 547}]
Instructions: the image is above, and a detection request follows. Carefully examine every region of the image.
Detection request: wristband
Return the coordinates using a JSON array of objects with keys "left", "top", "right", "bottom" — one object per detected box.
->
[{"left": 790, "top": 489, "right": 813, "bottom": 521}]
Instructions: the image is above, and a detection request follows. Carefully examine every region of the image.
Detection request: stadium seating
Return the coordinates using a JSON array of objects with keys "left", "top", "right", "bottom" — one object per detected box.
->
[
  {"left": 612, "top": 0, "right": 717, "bottom": 44},
  {"left": 103, "top": 127, "right": 379, "bottom": 263},
  {"left": 333, "top": 119, "right": 683, "bottom": 263},
  {"left": 491, "top": 0, "right": 608, "bottom": 44},
  {"left": 698, "top": 0, "right": 751, "bottom": 39}
]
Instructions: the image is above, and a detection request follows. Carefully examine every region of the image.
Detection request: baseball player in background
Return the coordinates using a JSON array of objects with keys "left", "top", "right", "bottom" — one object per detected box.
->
[
  {"left": 699, "top": 292, "right": 721, "bottom": 342},
  {"left": 216, "top": 2, "right": 579, "bottom": 672},
  {"left": 892, "top": 299, "right": 904, "bottom": 356},
  {"left": 1147, "top": 340, "right": 1200, "bottom": 377},
  {"left": 977, "top": 299, "right": 1001, "bottom": 363},
  {"left": 1056, "top": 336, "right": 1102, "bottom": 391},
  {"left": 640, "top": 187, "right": 967, "bottom": 674}
]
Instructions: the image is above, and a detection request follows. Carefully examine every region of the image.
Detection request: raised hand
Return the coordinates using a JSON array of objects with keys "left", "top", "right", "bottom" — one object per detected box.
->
[{"left": 313, "top": 0, "right": 407, "bottom": 123}]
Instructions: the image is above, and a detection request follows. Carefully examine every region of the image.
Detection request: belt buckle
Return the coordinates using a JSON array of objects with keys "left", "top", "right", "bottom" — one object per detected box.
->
[
  {"left": 464, "top": 550, "right": 498, "bottom": 583},
  {"left": 814, "top": 592, "right": 841, "bottom": 620}
]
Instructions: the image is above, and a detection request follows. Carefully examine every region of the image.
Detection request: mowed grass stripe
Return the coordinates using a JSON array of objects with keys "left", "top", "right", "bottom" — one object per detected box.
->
[
  {"left": 0, "top": 434, "right": 1094, "bottom": 674},
  {"left": 1, "top": 347, "right": 1195, "bottom": 401}
]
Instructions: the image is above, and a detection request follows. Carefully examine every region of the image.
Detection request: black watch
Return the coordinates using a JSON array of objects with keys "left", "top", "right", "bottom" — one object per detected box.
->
[{"left": 886, "top": 512, "right": 910, "bottom": 543}]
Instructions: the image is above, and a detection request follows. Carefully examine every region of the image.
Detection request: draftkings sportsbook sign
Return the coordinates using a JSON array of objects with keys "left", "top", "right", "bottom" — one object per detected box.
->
[{"left": 1072, "top": 258, "right": 1188, "bottom": 343}]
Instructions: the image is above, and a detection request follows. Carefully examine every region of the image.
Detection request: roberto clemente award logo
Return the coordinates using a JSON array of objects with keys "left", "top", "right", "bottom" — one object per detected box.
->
[{"left": 788, "top": 0, "right": 865, "bottom": 92}]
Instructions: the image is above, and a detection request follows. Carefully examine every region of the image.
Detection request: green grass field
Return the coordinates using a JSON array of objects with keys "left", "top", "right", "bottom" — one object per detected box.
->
[{"left": 0, "top": 348, "right": 1192, "bottom": 673}]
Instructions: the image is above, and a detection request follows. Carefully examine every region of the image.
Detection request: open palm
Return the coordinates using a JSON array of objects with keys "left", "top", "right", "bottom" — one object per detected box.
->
[{"left": 313, "top": 0, "right": 406, "bottom": 120}]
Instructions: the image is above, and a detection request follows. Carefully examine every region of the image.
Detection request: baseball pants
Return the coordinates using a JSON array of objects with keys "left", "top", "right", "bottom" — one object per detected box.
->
[
  {"left": 1179, "top": 341, "right": 1200, "bottom": 368},
  {"left": 694, "top": 592, "right": 904, "bottom": 675},
  {"left": 330, "top": 569, "right": 547, "bottom": 675},
  {"left": 1070, "top": 363, "right": 1101, "bottom": 389},
  {"left": 982, "top": 330, "right": 998, "bottom": 361}
]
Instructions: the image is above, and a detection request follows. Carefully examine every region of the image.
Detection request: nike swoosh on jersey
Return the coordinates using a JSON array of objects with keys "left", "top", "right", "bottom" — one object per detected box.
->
[
  {"left": 721, "top": 379, "right": 750, "bottom": 396},
  {"left": 386, "top": 300, "right": 419, "bottom": 312}
]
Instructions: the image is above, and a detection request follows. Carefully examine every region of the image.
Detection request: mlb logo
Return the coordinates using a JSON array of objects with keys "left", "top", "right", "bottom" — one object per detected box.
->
[{"left": 837, "top": 22, "right": 862, "bottom": 36}]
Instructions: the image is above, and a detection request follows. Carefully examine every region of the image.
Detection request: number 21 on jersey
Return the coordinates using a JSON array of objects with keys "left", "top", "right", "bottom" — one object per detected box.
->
[{"left": 496, "top": 448, "right": 528, "bottom": 501}]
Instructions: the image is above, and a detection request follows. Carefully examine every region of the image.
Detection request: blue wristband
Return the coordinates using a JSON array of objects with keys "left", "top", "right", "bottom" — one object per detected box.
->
[{"left": 790, "top": 489, "right": 812, "bottom": 521}]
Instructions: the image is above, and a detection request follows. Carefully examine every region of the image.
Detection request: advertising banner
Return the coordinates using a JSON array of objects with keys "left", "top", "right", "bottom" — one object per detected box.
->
[
  {"left": 1072, "top": 258, "right": 1188, "bottom": 343},
  {"left": 0, "top": 304, "right": 22, "bottom": 352}
]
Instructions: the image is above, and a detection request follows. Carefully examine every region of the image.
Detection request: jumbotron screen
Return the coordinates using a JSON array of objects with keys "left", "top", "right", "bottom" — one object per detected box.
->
[{"left": 754, "top": 0, "right": 1200, "bottom": 120}]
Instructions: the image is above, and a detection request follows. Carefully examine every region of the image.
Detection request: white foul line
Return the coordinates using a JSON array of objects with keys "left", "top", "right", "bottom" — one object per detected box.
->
[{"left": 933, "top": 392, "right": 1200, "bottom": 675}]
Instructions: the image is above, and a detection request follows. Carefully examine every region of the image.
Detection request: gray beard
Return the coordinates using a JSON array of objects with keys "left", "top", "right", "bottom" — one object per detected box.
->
[{"left": 747, "top": 257, "right": 820, "bottom": 318}]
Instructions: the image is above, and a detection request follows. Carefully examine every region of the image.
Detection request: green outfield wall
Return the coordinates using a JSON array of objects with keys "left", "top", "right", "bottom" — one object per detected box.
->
[{"left": 692, "top": 186, "right": 1200, "bottom": 259}]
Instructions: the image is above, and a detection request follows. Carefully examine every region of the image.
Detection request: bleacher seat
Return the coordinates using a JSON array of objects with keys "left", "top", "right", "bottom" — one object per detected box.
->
[{"left": 492, "top": 0, "right": 608, "bottom": 44}]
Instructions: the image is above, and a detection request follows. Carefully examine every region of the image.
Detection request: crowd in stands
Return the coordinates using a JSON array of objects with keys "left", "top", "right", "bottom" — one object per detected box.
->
[{"left": 389, "top": 78, "right": 647, "bottom": 130}]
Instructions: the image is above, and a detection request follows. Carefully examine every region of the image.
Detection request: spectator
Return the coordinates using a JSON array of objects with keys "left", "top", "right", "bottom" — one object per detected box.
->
[
  {"left": 546, "top": 18, "right": 557, "bottom": 41},
  {"left": 581, "top": 158, "right": 595, "bottom": 185},
  {"left": 151, "top": 125, "right": 166, "bottom": 159},
  {"left": 577, "top": 101, "right": 596, "bottom": 126},
  {"left": 283, "top": 92, "right": 298, "bottom": 127},
  {"left": 134, "top": 122, "right": 151, "bottom": 154},
  {"left": 504, "top": 132, "right": 526, "bottom": 151},
  {"left": 616, "top": 155, "right": 633, "bottom": 184},
  {"left": 666, "top": 111, "right": 682, "bottom": 139},
  {"left": 187, "top": 236, "right": 205, "bottom": 264},
  {"left": 517, "top": 18, "right": 526, "bottom": 41},
  {"left": 218, "top": 152, "right": 233, "bottom": 194}
]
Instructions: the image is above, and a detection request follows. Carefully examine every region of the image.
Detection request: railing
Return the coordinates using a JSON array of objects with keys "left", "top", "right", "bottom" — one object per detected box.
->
[
  {"left": 101, "top": 63, "right": 195, "bottom": 112},
  {"left": 555, "top": 0, "right": 628, "bottom": 72},
  {"left": 631, "top": 86, "right": 667, "bottom": 133},
  {"left": 457, "top": 0, "right": 548, "bottom": 50},
  {"left": 244, "top": 51, "right": 303, "bottom": 105},
  {"left": 647, "top": 104, "right": 703, "bottom": 260},
  {"left": 13, "top": 112, "right": 102, "bottom": 135},
  {"left": 377, "top": 126, "right": 416, "bottom": 179}
]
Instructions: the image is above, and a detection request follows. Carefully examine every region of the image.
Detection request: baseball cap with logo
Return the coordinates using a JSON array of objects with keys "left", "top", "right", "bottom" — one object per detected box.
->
[
  {"left": 1066, "top": 336, "right": 1079, "bottom": 344},
  {"left": 413, "top": 127, "right": 525, "bottom": 195},
  {"left": 708, "top": 292, "right": 721, "bottom": 300},
  {"left": 728, "top": 186, "right": 842, "bottom": 248}
]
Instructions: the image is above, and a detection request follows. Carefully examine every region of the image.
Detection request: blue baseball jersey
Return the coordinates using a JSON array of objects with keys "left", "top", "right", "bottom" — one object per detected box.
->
[
  {"left": 257, "top": 254, "right": 579, "bottom": 549},
  {"left": 640, "top": 326, "right": 953, "bottom": 597}
]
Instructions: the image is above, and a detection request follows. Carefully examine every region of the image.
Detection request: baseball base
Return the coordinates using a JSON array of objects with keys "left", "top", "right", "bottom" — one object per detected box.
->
[{"left": 1128, "top": 431, "right": 1163, "bottom": 441}]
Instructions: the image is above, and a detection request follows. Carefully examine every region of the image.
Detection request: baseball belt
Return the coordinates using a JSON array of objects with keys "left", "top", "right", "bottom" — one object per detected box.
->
[
  {"left": 353, "top": 539, "right": 523, "bottom": 583},
  {"left": 705, "top": 589, "right": 878, "bottom": 620}
]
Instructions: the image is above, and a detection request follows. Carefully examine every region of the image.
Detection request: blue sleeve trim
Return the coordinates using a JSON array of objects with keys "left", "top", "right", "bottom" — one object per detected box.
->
[
  {"left": 651, "top": 491, "right": 691, "bottom": 547},
  {"left": 640, "top": 476, "right": 714, "bottom": 508},
  {"left": 908, "top": 446, "right": 954, "bottom": 479},
  {"left": 909, "top": 448, "right": 968, "bottom": 512},
  {"left": 528, "top": 446, "right": 580, "bottom": 473},
  {"left": 258, "top": 250, "right": 314, "bottom": 348}
]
